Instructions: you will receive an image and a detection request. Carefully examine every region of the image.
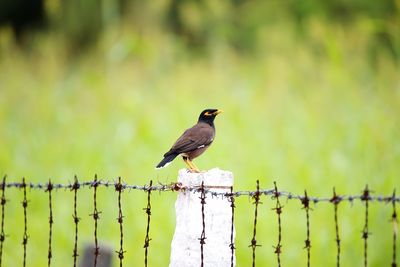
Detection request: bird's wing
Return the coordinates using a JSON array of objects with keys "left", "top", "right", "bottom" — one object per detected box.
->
[{"left": 165, "top": 123, "right": 214, "bottom": 156}]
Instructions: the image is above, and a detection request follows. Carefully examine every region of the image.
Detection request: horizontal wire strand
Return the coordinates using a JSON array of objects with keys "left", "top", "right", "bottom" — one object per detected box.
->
[{"left": 1, "top": 180, "right": 398, "bottom": 203}]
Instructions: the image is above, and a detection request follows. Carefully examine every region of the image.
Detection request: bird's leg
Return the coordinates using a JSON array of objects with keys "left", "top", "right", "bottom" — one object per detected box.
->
[
  {"left": 182, "top": 157, "right": 200, "bottom": 173},
  {"left": 183, "top": 157, "right": 195, "bottom": 172},
  {"left": 187, "top": 159, "right": 200, "bottom": 173}
]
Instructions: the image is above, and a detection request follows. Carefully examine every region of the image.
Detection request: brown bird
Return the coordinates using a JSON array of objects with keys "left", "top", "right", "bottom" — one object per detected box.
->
[{"left": 156, "top": 109, "right": 222, "bottom": 172}]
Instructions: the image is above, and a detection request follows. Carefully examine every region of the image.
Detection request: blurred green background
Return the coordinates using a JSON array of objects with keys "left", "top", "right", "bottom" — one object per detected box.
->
[{"left": 0, "top": 0, "right": 399, "bottom": 266}]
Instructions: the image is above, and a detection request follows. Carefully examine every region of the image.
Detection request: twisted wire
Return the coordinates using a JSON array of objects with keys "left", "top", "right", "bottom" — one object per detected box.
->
[
  {"left": 0, "top": 176, "right": 6, "bottom": 267},
  {"left": 144, "top": 180, "right": 153, "bottom": 267},
  {"left": 46, "top": 180, "right": 54, "bottom": 267}
]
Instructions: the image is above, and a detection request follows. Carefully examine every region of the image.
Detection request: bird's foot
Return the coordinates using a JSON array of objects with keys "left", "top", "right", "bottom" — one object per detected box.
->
[{"left": 187, "top": 168, "right": 201, "bottom": 173}]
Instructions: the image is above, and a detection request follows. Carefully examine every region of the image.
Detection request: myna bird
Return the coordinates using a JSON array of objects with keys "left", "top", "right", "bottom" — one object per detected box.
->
[{"left": 156, "top": 109, "right": 222, "bottom": 172}]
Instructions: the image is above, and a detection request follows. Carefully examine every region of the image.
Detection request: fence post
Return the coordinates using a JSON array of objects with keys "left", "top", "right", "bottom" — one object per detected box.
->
[{"left": 169, "top": 168, "right": 235, "bottom": 267}]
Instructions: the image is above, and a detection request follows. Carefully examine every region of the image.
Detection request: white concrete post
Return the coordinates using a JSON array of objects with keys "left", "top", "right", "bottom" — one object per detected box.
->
[{"left": 169, "top": 168, "right": 235, "bottom": 267}]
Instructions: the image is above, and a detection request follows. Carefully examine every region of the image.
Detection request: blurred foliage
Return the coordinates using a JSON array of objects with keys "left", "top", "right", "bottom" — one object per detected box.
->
[
  {"left": 0, "top": 0, "right": 45, "bottom": 42},
  {"left": 0, "top": 0, "right": 399, "bottom": 266},
  {"left": 1, "top": 0, "right": 399, "bottom": 59}
]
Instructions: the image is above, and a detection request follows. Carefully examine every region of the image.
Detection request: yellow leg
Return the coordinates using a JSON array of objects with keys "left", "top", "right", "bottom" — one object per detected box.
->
[
  {"left": 187, "top": 159, "right": 200, "bottom": 173},
  {"left": 183, "top": 157, "right": 192, "bottom": 170},
  {"left": 183, "top": 157, "right": 200, "bottom": 173}
]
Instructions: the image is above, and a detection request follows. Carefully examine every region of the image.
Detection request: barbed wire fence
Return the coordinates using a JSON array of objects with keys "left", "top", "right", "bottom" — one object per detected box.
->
[{"left": 0, "top": 175, "right": 398, "bottom": 266}]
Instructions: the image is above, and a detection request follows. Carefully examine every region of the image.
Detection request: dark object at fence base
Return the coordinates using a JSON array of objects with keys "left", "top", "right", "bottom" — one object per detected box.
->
[{"left": 79, "top": 244, "right": 112, "bottom": 267}]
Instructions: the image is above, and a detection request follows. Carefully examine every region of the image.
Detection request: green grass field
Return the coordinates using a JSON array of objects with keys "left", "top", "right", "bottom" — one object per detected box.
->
[{"left": 0, "top": 19, "right": 399, "bottom": 266}]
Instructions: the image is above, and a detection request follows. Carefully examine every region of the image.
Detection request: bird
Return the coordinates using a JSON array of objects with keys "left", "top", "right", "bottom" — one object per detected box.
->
[{"left": 156, "top": 109, "right": 222, "bottom": 172}]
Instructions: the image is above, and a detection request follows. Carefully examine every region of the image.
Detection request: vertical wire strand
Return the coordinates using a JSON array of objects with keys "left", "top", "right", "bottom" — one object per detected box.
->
[
  {"left": 91, "top": 175, "right": 101, "bottom": 267},
  {"left": 115, "top": 177, "right": 125, "bottom": 267},
  {"left": 229, "top": 186, "right": 235, "bottom": 267},
  {"left": 144, "top": 180, "right": 153, "bottom": 267},
  {"left": 302, "top": 190, "right": 311, "bottom": 267},
  {"left": 249, "top": 180, "right": 261, "bottom": 267},
  {"left": 72, "top": 176, "right": 80, "bottom": 267},
  {"left": 272, "top": 182, "right": 283, "bottom": 267},
  {"left": 331, "top": 188, "right": 341, "bottom": 267},
  {"left": 46, "top": 180, "right": 54, "bottom": 267},
  {"left": 199, "top": 181, "right": 206, "bottom": 267},
  {"left": 21, "top": 178, "right": 28, "bottom": 267},
  {"left": 391, "top": 190, "right": 397, "bottom": 267},
  {"left": 0, "top": 176, "right": 6, "bottom": 267},
  {"left": 361, "top": 185, "right": 370, "bottom": 267}
]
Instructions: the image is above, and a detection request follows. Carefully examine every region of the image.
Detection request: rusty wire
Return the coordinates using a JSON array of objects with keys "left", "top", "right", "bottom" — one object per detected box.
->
[
  {"left": 302, "top": 190, "right": 311, "bottom": 267},
  {"left": 229, "top": 186, "right": 235, "bottom": 267},
  {"left": 331, "top": 188, "right": 341, "bottom": 267},
  {"left": 90, "top": 175, "right": 101, "bottom": 267},
  {"left": 249, "top": 180, "right": 261, "bottom": 267},
  {"left": 1, "top": 180, "right": 399, "bottom": 204},
  {"left": 46, "top": 180, "right": 54, "bottom": 267},
  {"left": 272, "top": 181, "right": 283, "bottom": 266},
  {"left": 144, "top": 180, "right": 153, "bottom": 267},
  {"left": 0, "top": 177, "right": 398, "bottom": 266},
  {"left": 0, "top": 176, "right": 6, "bottom": 267},
  {"left": 115, "top": 177, "right": 125, "bottom": 267},
  {"left": 361, "top": 185, "right": 370, "bottom": 267},
  {"left": 21, "top": 178, "right": 29, "bottom": 267},
  {"left": 71, "top": 176, "right": 80, "bottom": 267},
  {"left": 199, "top": 181, "right": 206, "bottom": 267},
  {"left": 391, "top": 189, "right": 397, "bottom": 267}
]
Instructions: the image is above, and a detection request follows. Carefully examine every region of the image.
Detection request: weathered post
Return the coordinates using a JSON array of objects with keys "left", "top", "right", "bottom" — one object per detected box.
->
[{"left": 169, "top": 168, "right": 235, "bottom": 267}]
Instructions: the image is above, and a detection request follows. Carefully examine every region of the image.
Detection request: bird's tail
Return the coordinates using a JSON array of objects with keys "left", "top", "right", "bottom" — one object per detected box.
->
[{"left": 156, "top": 153, "right": 178, "bottom": 169}]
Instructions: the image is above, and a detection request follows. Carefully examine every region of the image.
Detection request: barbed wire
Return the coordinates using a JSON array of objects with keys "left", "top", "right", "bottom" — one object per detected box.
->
[
  {"left": 0, "top": 176, "right": 6, "bottom": 267},
  {"left": 143, "top": 180, "right": 152, "bottom": 267},
  {"left": 302, "top": 190, "right": 311, "bottom": 267},
  {"left": 272, "top": 182, "right": 283, "bottom": 266},
  {"left": 391, "top": 189, "right": 398, "bottom": 267},
  {"left": 249, "top": 180, "right": 261, "bottom": 267},
  {"left": 90, "top": 175, "right": 101, "bottom": 267},
  {"left": 21, "top": 178, "right": 28, "bottom": 267},
  {"left": 115, "top": 177, "right": 125, "bottom": 267},
  {"left": 1, "top": 180, "right": 398, "bottom": 203},
  {"left": 199, "top": 181, "right": 206, "bottom": 267},
  {"left": 46, "top": 180, "right": 53, "bottom": 267},
  {"left": 361, "top": 185, "right": 371, "bottom": 267},
  {"left": 71, "top": 176, "right": 80, "bottom": 267},
  {"left": 331, "top": 188, "right": 341, "bottom": 267},
  {"left": 228, "top": 186, "right": 235, "bottom": 267},
  {"left": 0, "top": 177, "right": 398, "bottom": 266}
]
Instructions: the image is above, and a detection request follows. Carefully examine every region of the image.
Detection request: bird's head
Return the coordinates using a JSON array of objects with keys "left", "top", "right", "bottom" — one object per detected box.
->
[{"left": 198, "top": 109, "right": 223, "bottom": 125}]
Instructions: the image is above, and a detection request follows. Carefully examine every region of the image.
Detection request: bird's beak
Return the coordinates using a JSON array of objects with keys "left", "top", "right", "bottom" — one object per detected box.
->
[{"left": 214, "top": 109, "right": 223, "bottom": 115}]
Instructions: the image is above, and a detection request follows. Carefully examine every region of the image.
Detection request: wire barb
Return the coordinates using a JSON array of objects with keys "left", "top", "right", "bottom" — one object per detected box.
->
[
  {"left": 144, "top": 180, "right": 153, "bottom": 267},
  {"left": 302, "top": 190, "right": 311, "bottom": 267},
  {"left": 249, "top": 180, "right": 261, "bottom": 267},
  {"left": 272, "top": 182, "right": 283, "bottom": 266},
  {"left": 198, "top": 181, "right": 207, "bottom": 267},
  {"left": 115, "top": 177, "right": 126, "bottom": 267}
]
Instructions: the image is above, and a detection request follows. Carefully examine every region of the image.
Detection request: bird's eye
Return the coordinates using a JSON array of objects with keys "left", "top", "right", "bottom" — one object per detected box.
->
[{"left": 204, "top": 112, "right": 212, "bottom": 116}]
